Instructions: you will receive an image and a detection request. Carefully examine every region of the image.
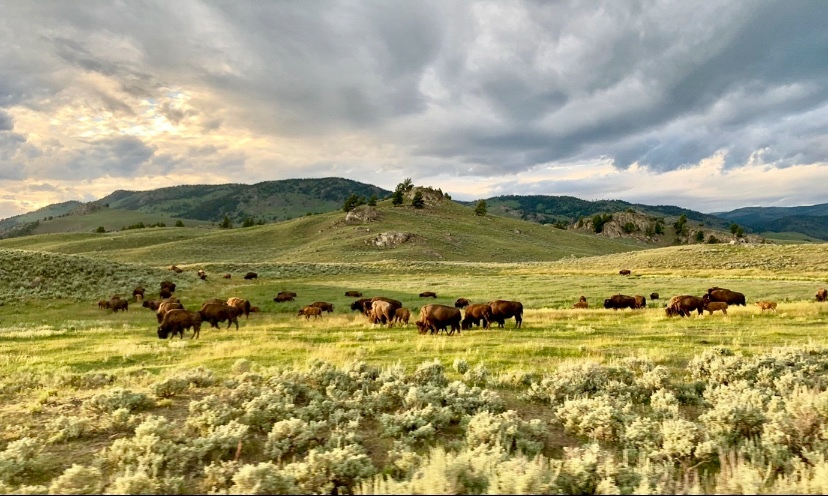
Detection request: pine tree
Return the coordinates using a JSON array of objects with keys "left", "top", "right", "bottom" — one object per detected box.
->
[
  {"left": 391, "top": 189, "right": 404, "bottom": 206},
  {"left": 411, "top": 191, "right": 425, "bottom": 209},
  {"left": 474, "top": 200, "right": 487, "bottom": 216},
  {"left": 175, "top": 220, "right": 185, "bottom": 227},
  {"left": 219, "top": 215, "right": 232, "bottom": 229},
  {"left": 368, "top": 194, "right": 377, "bottom": 206}
]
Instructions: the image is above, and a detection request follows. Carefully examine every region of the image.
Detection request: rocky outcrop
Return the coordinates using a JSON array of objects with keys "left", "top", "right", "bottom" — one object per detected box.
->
[
  {"left": 345, "top": 206, "right": 380, "bottom": 224},
  {"left": 366, "top": 232, "right": 415, "bottom": 248}
]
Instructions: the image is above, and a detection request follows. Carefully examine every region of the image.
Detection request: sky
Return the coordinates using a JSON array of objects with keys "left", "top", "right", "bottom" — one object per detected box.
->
[{"left": 1, "top": 1, "right": 828, "bottom": 219}]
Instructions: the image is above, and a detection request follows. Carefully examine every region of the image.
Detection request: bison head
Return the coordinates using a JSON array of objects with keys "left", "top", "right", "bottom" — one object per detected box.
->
[
  {"left": 157, "top": 327, "right": 170, "bottom": 339},
  {"left": 415, "top": 321, "right": 429, "bottom": 334},
  {"left": 603, "top": 299, "right": 612, "bottom": 309}
]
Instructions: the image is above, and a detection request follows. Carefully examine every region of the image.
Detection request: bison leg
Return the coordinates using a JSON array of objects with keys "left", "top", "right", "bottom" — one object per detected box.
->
[
  {"left": 192, "top": 323, "right": 200, "bottom": 339},
  {"left": 515, "top": 315, "right": 522, "bottom": 329}
]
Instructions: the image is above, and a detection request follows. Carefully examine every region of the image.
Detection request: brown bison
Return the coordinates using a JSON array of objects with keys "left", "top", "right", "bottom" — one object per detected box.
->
[
  {"left": 573, "top": 296, "right": 588, "bottom": 309},
  {"left": 223, "top": 273, "right": 231, "bottom": 279},
  {"left": 619, "top": 269, "right": 631, "bottom": 276},
  {"left": 157, "top": 309, "right": 203, "bottom": 339},
  {"left": 756, "top": 301, "right": 777, "bottom": 312},
  {"left": 707, "top": 287, "right": 746, "bottom": 306},
  {"left": 417, "top": 304, "right": 462, "bottom": 335},
  {"left": 462, "top": 303, "right": 493, "bottom": 330},
  {"left": 159, "top": 288, "right": 173, "bottom": 299},
  {"left": 394, "top": 308, "right": 411, "bottom": 325},
  {"left": 310, "top": 301, "right": 334, "bottom": 313},
  {"left": 244, "top": 272, "right": 258, "bottom": 280},
  {"left": 98, "top": 300, "right": 109, "bottom": 310},
  {"left": 650, "top": 293, "right": 659, "bottom": 300},
  {"left": 250, "top": 306, "right": 261, "bottom": 313},
  {"left": 197, "top": 269, "right": 207, "bottom": 281},
  {"left": 226, "top": 297, "right": 252, "bottom": 318},
  {"left": 666, "top": 295, "right": 705, "bottom": 317},
  {"left": 132, "top": 286, "right": 145, "bottom": 300},
  {"left": 168, "top": 265, "right": 183, "bottom": 273},
  {"left": 199, "top": 303, "right": 240, "bottom": 330},
  {"left": 704, "top": 300, "right": 728, "bottom": 315},
  {"left": 351, "top": 298, "right": 372, "bottom": 313},
  {"left": 274, "top": 291, "right": 296, "bottom": 302},
  {"left": 816, "top": 288, "right": 827, "bottom": 302},
  {"left": 142, "top": 299, "right": 161, "bottom": 311},
  {"left": 203, "top": 298, "right": 226, "bottom": 306},
  {"left": 345, "top": 291, "right": 363, "bottom": 297},
  {"left": 603, "top": 294, "right": 636, "bottom": 311},
  {"left": 370, "top": 300, "right": 395, "bottom": 326},
  {"left": 368, "top": 297, "right": 403, "bottom": 317},
  {"left": 454, "top": 298, "right": 471, "bottom": 308},
  {"left": 156, "top": 301, "right": 184, "bottom": 323},
  {"left": 419, "top": 291, "right": 437, "bottom": 298},
  {"left": 110, "top": 298, "right": 128, "bottom": 312},
  {"left": 487, "top": 300, "right": 523, "bottom": 329},
  {"left": 160, "top": 281, "right": 176, "bottom": 292},
  {"left": 633, "top": 295, "right": 647, "bottom": 309},
  {"left": 298, "top": 306, "right": 322, "bottom": 320}
]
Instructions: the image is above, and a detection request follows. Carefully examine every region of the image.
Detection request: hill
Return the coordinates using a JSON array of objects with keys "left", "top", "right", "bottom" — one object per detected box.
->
[
  {"left": 714, "top": 203, "right": 828, "bottom": 240},
  {"left": 0, "top": 190, "right": 646, "bottom": 267},
  {"left": 97, "top": 177, "right": 390, "bottom": 223}
]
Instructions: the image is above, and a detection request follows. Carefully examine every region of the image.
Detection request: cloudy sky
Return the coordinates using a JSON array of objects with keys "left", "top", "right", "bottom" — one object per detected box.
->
[{"left": 1, "top": 1, "right": 827, "bottom": 219}]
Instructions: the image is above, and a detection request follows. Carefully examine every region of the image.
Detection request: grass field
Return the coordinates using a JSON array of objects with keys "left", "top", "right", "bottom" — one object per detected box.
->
[{"left": 1, "top": 231, "right": 828, "bottom": 492}]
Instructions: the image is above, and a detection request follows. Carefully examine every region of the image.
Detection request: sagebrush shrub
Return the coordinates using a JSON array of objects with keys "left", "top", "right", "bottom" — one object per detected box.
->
[
  {"left": 103, "top": 470, "right": 160, "bottom": 495},
  {"left": 46, "top": 416, "right": 94, "bottom": 444},
  {"left": 465, "top": 410, "right": 547, "bottom": 457},
  {"left": 0, "top": 438, "right": 42, "bottom": 485},
  {"left": 149, "top": 378, "right": 188, "bottom": 399},
  {"left": 556, "top": 397, "right": 625, "bottom": 442},
  {"left": 85, "top": 388, "right": 153, "bottom": 414},
  {"left": 47, "top": 464, "right": 103, "bottom": 495},
  {"left": 229, "top": 462, "right": 298, "bottom": 495}
]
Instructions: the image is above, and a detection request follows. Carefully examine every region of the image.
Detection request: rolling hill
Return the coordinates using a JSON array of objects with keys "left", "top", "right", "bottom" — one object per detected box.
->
[{"left": 714, "top": 203, "right": 828, "bottom": 240}]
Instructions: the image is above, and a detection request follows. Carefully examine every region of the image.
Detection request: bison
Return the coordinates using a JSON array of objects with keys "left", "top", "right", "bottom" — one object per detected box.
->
[
  {"left": 97, "top": 300, "right": 109, "bottom": 310},
  {"left": 603, "top": 294, "right": 636, "bottom": 311},
  {"left": 707, "top": 287, "right": 746, "bottom": 306},
  {"left": 169, "top": 265, "right": 183, "bottom": 273},
  {"left": 157, "top": 309, "right": 203, "bottom": 339},
  {"left": 650, "top": 293, "right": 659, "bottom": 300},
  {"left": 573, "top": 296, "right": 588, "bottom": 309},
  {"left": 704, "top": 301, "right": 728, "bottom": 315},
  {"left": 370, "top": 300, "right": 395, "bottom": 326},
  {"left": 633, "top": 295, "right": 647, "bottom": 309},
  {"left": 199, "top": 303, "right": 240, "bottom": 330},
  {"left": 274, "top": 292, "right": 296, "bottom": 302},
  {"left": 159, "top": 288, "right": 173, "bottom": 299},
  {"left": 666, "top": 295, "right": 705, "bottom": 317},
  {"left": 244, "top": 272, "right": 257, "bottom": 280},
  {"left": 394, "top": 308, "right": 411, "bottom": 325},
  {"left": 132, "top": 286, "right": 145, "bottom": 301},
  {"left": 462, "top": 303, "right": 493, "bottom": 330},
  {"left": 156, "top": 301, "right": 184, "bottom": 323},
  {"left": 160, "top": 281, "right": 176, "bottom": 293},
  {"left": 110, "top": 298, "right": 128, "bottom": 312},
  {"left": 351, "top": 298, "right": 372, "bottom": 313},
  {"left": 298, "top": 306, "right": 322, "bottom": 320},
  {"left": 310, "top": 301, "right": 334, "bottom": 313},
  {"left": 756, "top": 301, "right": 777, "bottom": 312},
  {"left": 487, "top": 300, "right": 523, "bottom": 329},
  {"left": 419, "top": 291, "right": 437, "bottom": 298},
  {"left": 226, "top": 297, "right": 251, "bottom": 318},
  {"left": 223, "top": 273, "right": 232, "bottom": 279},
  {"left": 454, "top": 298, "right": 471, "bottom": 308},
  {"left": 345, "top": 291, "right": 363, "bottom": 297},
  {"left": 203, "top": 298, "right": 226, "bottom": 306},
  {"left": 417, "top": 304, "right": 462, "bottom": 335},
  {"left": 250, "top": 306, "right": 261, "bottom": 313},
  {"left": 142, "top": 299, "right": 161, "bottom": 311},
  {"left": 816, "top": 288, "right": 827, "bottom": 302},
  {"left": 619, "top": 269, "right": 631, "bottom": 276}
]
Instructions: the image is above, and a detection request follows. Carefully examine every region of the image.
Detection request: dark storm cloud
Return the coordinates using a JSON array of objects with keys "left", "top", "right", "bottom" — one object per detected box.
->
[
  {"left": 0, "top": 0, "right": 827, "bottom": 197},
  {"left": 29, "top": 136, "right": 157, "bottom": 180}
]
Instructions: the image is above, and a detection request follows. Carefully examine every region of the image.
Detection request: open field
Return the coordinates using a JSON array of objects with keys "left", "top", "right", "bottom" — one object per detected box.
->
[{"left": 1, "top": 241, "right": 828, "bottom": 493}]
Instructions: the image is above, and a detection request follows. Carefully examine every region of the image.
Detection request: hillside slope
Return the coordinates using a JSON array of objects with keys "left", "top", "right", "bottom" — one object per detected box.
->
[
  {"left": 715, "top": 203, "right": 828, "bottom": 240},
  {"left": 0, "top": 195, "right": 645, "bottom": 266}
]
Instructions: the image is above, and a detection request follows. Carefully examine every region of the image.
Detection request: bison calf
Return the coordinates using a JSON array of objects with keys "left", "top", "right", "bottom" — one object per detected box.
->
[
  {"left": 419, "top": 291, "right": 437, "bottom": 298},
  {"left": 394, "top": 308, "right": 411, "bottom": 325},
  {"left": 756, "top": 301, "right": 777, "bottom": 312},
  {"left": 298, "top": 306, "right": 322, "bottom": 319},
  {"left": 311, "top": 301, "right": 334, "bottom": 313},
  {"left": 704, "top": 301, "right": 728, "bottom": 315}
]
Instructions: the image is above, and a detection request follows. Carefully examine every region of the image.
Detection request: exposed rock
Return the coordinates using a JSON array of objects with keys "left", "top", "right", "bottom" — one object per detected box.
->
[
  {"left": 345, "top": 206, "right": 380, "bottom": 224},
  {"left": 404, "top": 187, "right": 445, "bottom": 206},
  {"left": 367, "top": 231, "right": 415, "bottom": 248}
]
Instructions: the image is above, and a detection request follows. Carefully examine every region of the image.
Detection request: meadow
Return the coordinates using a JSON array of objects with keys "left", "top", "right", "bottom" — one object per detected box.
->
[{"left": 1, "top": 213, "right": 828, "bottom": 494}]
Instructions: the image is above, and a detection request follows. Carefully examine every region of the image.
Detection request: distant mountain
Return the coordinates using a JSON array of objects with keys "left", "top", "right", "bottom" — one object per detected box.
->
[
  {"left": 97, "top": 177, "right": 391, "bottom": 223},
  {"left": 474, "top": 195, "right": 735, "bottom": 231},
  {"left": 714, "top": 203, "right": 828, "bottom": 240}
]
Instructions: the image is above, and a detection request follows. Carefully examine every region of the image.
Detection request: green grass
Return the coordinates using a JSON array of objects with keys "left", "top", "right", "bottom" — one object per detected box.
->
[{"left": 31, "top": 208, "right": 211, "bottom": 235}]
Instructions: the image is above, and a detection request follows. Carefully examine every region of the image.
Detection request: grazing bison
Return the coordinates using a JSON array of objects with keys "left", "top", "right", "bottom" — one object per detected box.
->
[
  {"left": 199, "top": 303, "right": 240, "bottom": 330},
  {"left": 619, "top": 269, "right": 631, "bottom": 276},
  {"left": 159, "top": 288, "right": 173, "bottom": 299},
  {"left": 223, "top": 273, "right": 231, "bottom": 279},
  {"left": 704, "top": 300, "right": 728, "bottom": 315},
  {"left": 650, "top": 293, "right": 659, "bottom": 300},
  {"left": 298, "top": 306, "right": 322, "bottom": 320},
  {"left": 351, "top": 298, "right": 372, "bottom": 313},
  {"left": 226, "top": 297, "right": 251, "bottom": 318},
  {"left": 487, "top": 300, "right": 523, "bottom": 329},
  {"left": 345, "top": 291, "right": 363, "bottom": 297},
  {"left": 110, "top": 298, "right": 129, "bottom": 312},
  {"left": 454, "top": 298, "right": 471, "bottom": 308},
  {"left": 370, "top": 300, "right": 395, "bottom": 326},
  {"left": 666, "top": 295, "right": 705, "bottom": 317},
  {"left": 370, "top": 297, "right": 403, "bottom": 316},
  {"left": 573, "top": 296, "right": 588, "bottom": 309},
  {"left": 142, "top": 299, "right": 161, "bottom": 311},
  {"left": 160, "top": 281, "right": 176, "bottom": 293},
  {"left": 197, "top": 269, "right": 207, "bottom": 281},
  {"left": 203, "top": 298, "right": 226, "bottom": 306},
  {"left": 462, "top": 303, "right": 493, "bottom": 330},
  {"left": 816, "top": 288, "right": 827, "bottom": 302},
  {"left": 157, "top": 309, "right": 203, "bottom": 340},
  {"left": 169, "top": 265, "right": 183, "bottom": 273},
  {"left": 244, "top": 272, "right": 258, "bottom": 280},
  {"left": 132, "top": 286, "right": 145, "bottom": 300},
  {"left": 274, "top": 292, "right": 295, "bottom": 302},
  {"left": 756, "top": 301, "right": 777, "bottom": 312},
  {"left": 417, "top": 304, "right": 462, "bottom": 335},
  {"left": 419, "top": 291, "right": 437, "bottom": 298},
  {"left": 707, "top": 287, "right": 746, "bottom": 306},
  {"left": 310, "top": 301, "right": 334, "bottom": 313},
  {"left": 603, "top": 294, "right": 636, "bottom": 311},
  {"left": 250, "top": 306, "right": 261, "bottom": 313},
  {"left": 394, "top": 308, "right": 411, "bottom": 325},
  {"left": 633, "top": 295, "right": 647, "bottom": 309},
  {"left": 98, "top": 300, "right": 110, "bottom": 310},
  {"left": 156, "top": 301, "right": 184, "bottom": 323}
]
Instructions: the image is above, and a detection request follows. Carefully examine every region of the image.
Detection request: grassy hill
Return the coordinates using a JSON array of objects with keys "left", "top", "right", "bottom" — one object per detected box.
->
[
  {"left": 98, "top": 177, "right": 390, "bottom": 223},
  {"left": 0, "top": 195, "right": 645, "bottom": 267},
  {"left": 714, "top": 203, "right": 828, "bottom": 240},
  {"left": 30, "top": 208, "right": 211, "bottom": 235}
]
